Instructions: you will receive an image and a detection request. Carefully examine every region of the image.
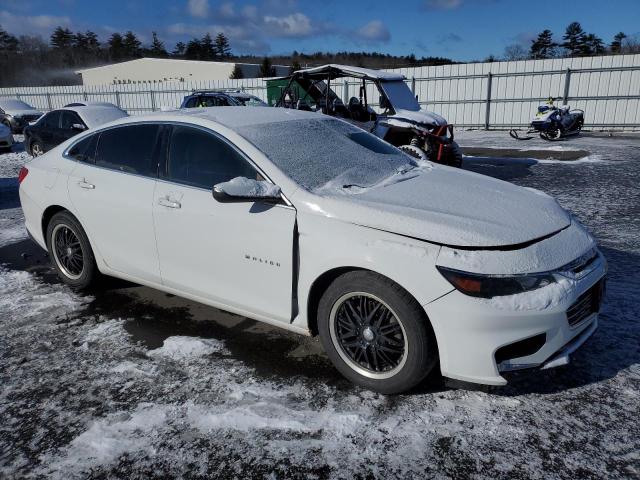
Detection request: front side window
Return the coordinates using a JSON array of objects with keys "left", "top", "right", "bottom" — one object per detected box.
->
[
  {"left": 67, "top": 134, "right": 98, "bottom": 163},
  {"left": 165, "top": 125, "right": 258, "bottom": 189},
  {"left": 60, "top": 111, "right": 83, "bottom": 130},
  {"left": 95, "top": 124, "right": 161, "bottom": 176},
  {"left": 41, "top": 111, "right": 61, "bottom": 129}
]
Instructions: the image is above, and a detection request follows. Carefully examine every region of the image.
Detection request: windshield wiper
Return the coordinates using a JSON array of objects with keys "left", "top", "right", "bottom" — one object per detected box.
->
[{"left": 342, "top": 165, "right": 417, "bottom": 190}]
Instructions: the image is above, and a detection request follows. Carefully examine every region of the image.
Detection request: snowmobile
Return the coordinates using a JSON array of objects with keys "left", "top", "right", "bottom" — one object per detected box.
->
[
  {"left": 510, "top": 98, "right": 584, "bottom": 141},
  {"left": 269, "top": 64, "right": 463, "bottom": 167}
]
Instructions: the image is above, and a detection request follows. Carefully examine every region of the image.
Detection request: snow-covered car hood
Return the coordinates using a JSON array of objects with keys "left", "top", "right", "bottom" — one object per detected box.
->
[
  {"left": 5, "top": 109, "right": 44, "bottom": 118},
  {"left": 386, "top": 108, "right": 448, "bottom": 128},
  {"left": 311, "top": 166, "right": 571, "bottom": 248}
]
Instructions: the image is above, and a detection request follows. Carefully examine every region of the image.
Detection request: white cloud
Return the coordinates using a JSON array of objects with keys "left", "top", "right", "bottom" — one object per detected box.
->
[
  {"left": 187, "top": 0, "right": 209, "bottom": 18},
  {"left": 0, "top": 11, "right": 72, "bottom": 36},
  {"left": 263, "top": 12, "right": 314, "bottom": 37},
  {"left": 354, "top": 20, "right": 391, "bottom": 43},
  {"left": 425, "top": 0, "right": 463, "bottom": 8}
]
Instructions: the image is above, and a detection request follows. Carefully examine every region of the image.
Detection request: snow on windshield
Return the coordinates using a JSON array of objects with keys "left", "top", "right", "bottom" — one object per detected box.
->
[
  {"left": 237, "top": 118, "right": 415, "bottom": 191},
  {"left": 380, "top": 81, "right": 420, "bottom": 112},
  {"left": 0, "top": 99, "right": 34, "bottom": 111}
]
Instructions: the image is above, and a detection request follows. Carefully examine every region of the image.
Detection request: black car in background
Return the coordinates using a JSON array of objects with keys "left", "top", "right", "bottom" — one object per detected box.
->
[
  {"left": 179, "top": 91, "right": 241, "bottom": 108},
  {"left": 0, "top": 99, "right": 44, "bottom": 133},
  {"left": 24, "top": 106, "right": 128, "bottom": 156}
]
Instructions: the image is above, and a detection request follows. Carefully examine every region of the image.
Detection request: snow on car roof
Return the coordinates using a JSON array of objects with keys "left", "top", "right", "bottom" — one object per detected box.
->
[
  {"left": 175, "top": 106, "right": 324, "bottom": 128},
  {"left": 0, "top": 99, "right": 36, "bottom": 111},
  {"left": 64, "top": 105, "right": 128, "bottom": 128},
  {"left": 277, "top": 64, "right": 405, "bottom": 82}
]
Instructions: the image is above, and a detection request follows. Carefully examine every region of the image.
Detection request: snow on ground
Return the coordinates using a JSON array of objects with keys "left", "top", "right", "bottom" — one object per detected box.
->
[{"left": 0, "top": 132, "right": 639, "bottom": 478}]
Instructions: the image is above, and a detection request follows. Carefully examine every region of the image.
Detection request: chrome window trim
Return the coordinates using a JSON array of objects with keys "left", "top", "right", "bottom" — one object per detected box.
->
[{"left": 62, "top": 120, "right": 295, "bottom": 208}]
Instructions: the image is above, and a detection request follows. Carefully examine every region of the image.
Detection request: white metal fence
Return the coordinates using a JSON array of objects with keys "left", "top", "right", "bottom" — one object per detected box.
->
[{"left": 1, "top": 54, "right": 639, "bottom": 130}]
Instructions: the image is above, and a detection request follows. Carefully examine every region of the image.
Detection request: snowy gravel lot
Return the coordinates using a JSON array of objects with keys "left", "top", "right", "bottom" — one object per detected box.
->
[{"left": 1, "top": 131, "right": 639, "bottom": 479}]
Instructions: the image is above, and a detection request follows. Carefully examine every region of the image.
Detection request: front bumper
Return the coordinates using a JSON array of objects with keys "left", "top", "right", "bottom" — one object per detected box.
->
[{"left": 424, "top": 256, "right": 606, "bottom": 386}]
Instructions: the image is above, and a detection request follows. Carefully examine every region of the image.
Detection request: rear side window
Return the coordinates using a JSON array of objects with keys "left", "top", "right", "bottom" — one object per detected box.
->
[
  {"left": 67, "top": 134, "right": 98, "bottom": 163},
  {"left": 184, "top": 97, "right": 198, "bottom": 108},
  {"left": 165, "top": 126, "right": 257, "bottom": 189},
  {"left": 95, "top": 124, "right": 161, "bottom": 177}
]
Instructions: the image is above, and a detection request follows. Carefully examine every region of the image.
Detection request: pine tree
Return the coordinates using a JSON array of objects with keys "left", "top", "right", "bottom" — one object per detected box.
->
[
  {"left": 214, "top": 33, "right": 231, "bottom": 58},
  {"left": 150, "top": 31, "right": 167, "bottom": 57},
  {"left": 201, "top": 33, "right": 216, "bottom": 60},
  {"left": 230, "top": 64, "right": 244, "bottom": 79},
  {"left": 108, "top": 33, "right": 125, "bottom": 60},
  {"left": 185, "top": 38, "right": 202, "bottom": 59},
  {"left": 610, "top": 32, "right": 627, "bottom": 54},
  {"left": 73, "top": 32, "right": 89, "bottom": 53},
  {"left": 0, "top": 25, "right": 19, "bottom": 53},
  {"left": 584, "top": 34, "right": 605, "bottom": 55},
  {"left": 50, "top": 26, "right": 74, "bottom": 50},
  {"left": 122, "top": 31, "right": 142, "bottom": 58},
  {"left": 562, "top": 22, "right": 587, "bottom": 56},
  {"left": 259, "top": 57, "right": 275, "bottom": 77},
  {"left": 530, "top": 30, "right": 557, "bottom": 59},
  {"left": 84, "top": 31, "right": 100, "bottom": 54},
  {"left": 173, "top": 41, "right": 186, "bottom": 57}
]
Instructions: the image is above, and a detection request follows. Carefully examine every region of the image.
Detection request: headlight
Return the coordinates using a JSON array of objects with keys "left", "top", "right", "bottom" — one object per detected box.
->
[{"left": 436, "top": 266, "right": 556, "bottom": 298}]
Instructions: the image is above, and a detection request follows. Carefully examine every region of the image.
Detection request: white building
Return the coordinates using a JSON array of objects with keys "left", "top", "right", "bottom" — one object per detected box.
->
[{"left": 76, "top": 58, "right": 290, "bottom": 86}]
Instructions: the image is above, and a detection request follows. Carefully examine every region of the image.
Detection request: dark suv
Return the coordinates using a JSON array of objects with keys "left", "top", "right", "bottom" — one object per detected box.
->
[
  {"left": 179, "top": 91, "right": 241, "bottom": 109},
  {"left": 0, "top": 99, "right": 44, "bottom": 133}
]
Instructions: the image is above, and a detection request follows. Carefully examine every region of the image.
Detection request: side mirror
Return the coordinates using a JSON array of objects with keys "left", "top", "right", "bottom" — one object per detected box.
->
[
  {"left": 212, "top": 177, "right": 282, "bottom": 203},
  {"left": 71, "top": 123, "right": 86, "bottom": 131}
]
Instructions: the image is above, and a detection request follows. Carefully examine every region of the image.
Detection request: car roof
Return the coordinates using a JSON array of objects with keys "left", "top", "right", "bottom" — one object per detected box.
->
[
  {"left": 275, "top": 64, "right": 405, "bottom": 82},
  {"left": 105, "top": 106, "right": 324, "bottom": 130},
  {"left": 0, "top": 99, "right": 36, "bottom": 110},
  {"left": 56, "top": 105, "right": 128, "bottom": 127}
]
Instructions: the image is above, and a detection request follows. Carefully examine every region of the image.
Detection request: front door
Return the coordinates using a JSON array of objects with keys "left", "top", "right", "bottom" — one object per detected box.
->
[
  {"left": 67, "top": 124, "right": 163, "bottom": 284},
  {"left": 153, "top": 124, "right": 297, "bottom": 323}
]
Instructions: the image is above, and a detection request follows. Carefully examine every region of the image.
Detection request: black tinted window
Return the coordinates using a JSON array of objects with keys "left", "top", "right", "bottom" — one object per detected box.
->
[
  {"left": 60, "top": 111, "right": 82, "bottom": 130},
  {"left": 95, "top": 125, "right": 160, "bottom": 176},
  {"left": 166, "top": 126, "right": 257, "bottom": 189},
  {"left": 42, "top": 111, "right": 61, "bottom": 128},
  {"left": 184, "top": 97, "right": 198, "bottom": 108},
  {"left": 68, "top": 134, "right": 98, "bottom": 163}
]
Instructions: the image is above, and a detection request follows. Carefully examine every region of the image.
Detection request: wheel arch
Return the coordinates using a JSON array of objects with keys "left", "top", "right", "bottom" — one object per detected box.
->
[
  {"left": 41, "top": 205, "right": 68, "bottom": 243},
  {"left": 306, "top": 266, "right": 437, "bottom": 345}
]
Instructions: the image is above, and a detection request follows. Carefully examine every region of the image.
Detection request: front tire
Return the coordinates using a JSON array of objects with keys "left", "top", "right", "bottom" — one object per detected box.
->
[
  {"left": 317, "top": 271, "right": 438, "bottom": 394},
  {"left": 46, "top": 211, "right": 98, "bottom": 289},
  {"left": 30, "top": 140, "right": 44, "bottom": 157}
]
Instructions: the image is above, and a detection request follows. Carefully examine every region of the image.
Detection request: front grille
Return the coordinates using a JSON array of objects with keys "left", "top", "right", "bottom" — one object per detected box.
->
[{"left": 566, "top": 279, "right": 604, "bottom": 327}]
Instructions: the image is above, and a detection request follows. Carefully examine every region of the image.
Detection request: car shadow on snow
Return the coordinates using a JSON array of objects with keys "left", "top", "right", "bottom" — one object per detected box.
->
[
  {"left": 1, "top": 238, "right": 638, "bottom": 397},
  {"left": 0, "top": 177, "right": 20, "bottom": 210}
]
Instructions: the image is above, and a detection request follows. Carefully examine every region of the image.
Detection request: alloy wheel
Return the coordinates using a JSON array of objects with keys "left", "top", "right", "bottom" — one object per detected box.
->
[
  {"left": 329, "top": 292, "right": 408, "bottom": 379},
  {"left": 51, "top": 224, "right": 84, "bottom": 280}
]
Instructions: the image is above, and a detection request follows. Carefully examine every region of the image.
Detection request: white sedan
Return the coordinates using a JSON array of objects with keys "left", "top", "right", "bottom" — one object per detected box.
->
[{"left": 18, "top": 107, "right": 606, "bottom": 393}]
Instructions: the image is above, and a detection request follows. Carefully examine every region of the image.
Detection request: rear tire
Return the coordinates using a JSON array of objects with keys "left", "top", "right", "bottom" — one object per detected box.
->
[
  {"left": 317, "top": 271, "right": 438, "bottom": 394},
  {"left": 46, "top": 211, "right": 98, "bottom": 289}
]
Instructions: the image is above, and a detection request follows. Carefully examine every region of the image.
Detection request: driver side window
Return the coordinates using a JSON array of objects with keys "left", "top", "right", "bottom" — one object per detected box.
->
[{"left": 165, "top": 126, "right": 259, "bottom": 189}]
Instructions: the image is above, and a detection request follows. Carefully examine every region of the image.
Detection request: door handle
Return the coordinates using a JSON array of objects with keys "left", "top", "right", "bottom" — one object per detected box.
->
[
  {"left": 77, "top": 179, "right": 95, "bottom": 189},
  {"left": 158, "top": 197, "right": 181, "bottom": 209}
]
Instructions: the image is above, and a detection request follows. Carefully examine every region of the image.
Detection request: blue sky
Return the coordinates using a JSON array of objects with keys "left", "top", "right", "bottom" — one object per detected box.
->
[{"left": 1, "top": 0, "right": 639, "bottom": 60}]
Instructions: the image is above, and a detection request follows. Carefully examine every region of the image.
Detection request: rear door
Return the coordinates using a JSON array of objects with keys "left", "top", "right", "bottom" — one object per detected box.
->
[
  {"left": 67, "top": 124, "right": 164, "bottom": 284},
  {"left": 153, "top": 124, "right": 297, "bottom": 322},
  {"left": 39, "top": 111, "right": 62, "bottom": 150}
]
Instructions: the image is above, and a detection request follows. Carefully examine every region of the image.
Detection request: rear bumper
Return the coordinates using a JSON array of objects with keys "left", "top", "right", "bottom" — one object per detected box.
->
[{"left": 424, "top": 256, "right": 607, "bottom": 386}]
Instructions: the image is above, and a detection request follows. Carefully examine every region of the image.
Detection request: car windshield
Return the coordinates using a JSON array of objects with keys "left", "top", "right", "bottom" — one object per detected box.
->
[
  {"left": 236, "top": 118, "right": 416, "bottom": 192},
  {"left": 0, "top": 99, "right": 35, "bottom": 111},
  {"left": 379, "top": 80, "right": 420, "bottom": 112}
]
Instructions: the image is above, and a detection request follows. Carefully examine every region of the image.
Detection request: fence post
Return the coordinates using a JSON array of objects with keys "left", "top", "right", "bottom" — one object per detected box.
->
[
  {"left": 46, "top": 93, "right": 52, "bottom": 111},
  {"left": 411, "top": 76, "right": 416, "bottom": 96},
  {"left": 484, "top": 72, "right": 492, "bottom": 130},
  {"left": 83, "top": 91, "right": 88, "bottom": 101},
  {"left": 343, "top": 80, "right": 348, "bottom": 105},
  {"left": 115, "top": 91, "right": 121, "bottom": 108},
  {"left": 562, "top": 68, "right": 571, "bottom": 106},
  {"left": 150, "top": 90, "right": 157, "bottom": 111}
]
